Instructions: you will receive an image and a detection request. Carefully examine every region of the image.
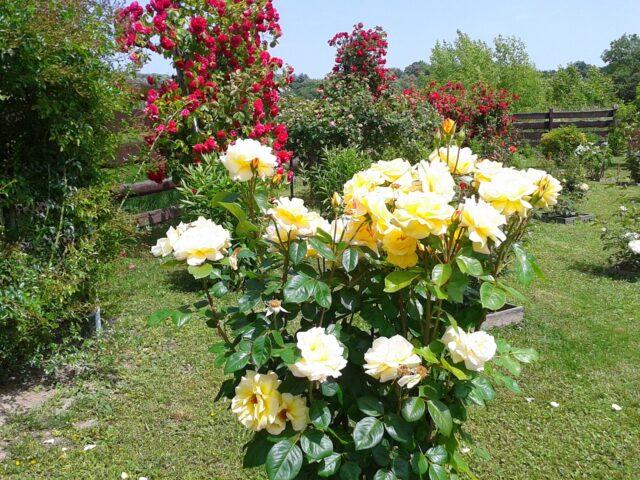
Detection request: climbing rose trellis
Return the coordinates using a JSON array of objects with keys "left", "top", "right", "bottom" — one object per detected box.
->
[
  {"left": 116, "top": 0, "right": 293, "bottom": 182},
  {"left": 148, "top": 120, "right": 558, "bottom": 480}
]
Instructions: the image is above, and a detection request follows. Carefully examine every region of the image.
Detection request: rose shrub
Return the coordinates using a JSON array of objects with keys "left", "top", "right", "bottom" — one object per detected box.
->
[
  {"left": 116, "top": 0, "right": 293, "bottom": 182},
  {"left": 149, "top": 120, "right": 557, "bottom": 480},
  {"left": 601, "top": 203, "right": 640, "bottom": 271}
]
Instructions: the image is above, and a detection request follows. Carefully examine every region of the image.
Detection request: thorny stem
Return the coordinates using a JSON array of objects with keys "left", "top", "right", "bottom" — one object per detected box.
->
[{"left": 203, "top": 279, "right": 231, "bottom": 345}]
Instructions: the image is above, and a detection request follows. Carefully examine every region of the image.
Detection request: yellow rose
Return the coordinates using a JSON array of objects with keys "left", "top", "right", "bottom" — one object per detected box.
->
[
  {"left": 343, "top": 170, "right": 385, "bottom": 216},
  {"left": 414, "top": 160, "right": 456, "bottom": 202},
  {"left": 265, "top": 197, "right": 318, "bottom": 243},
  {"left": 478, "top": 169, "right": 537, "bottom": 217},
  {"left": 393, "top": 192, "right": 455, "bottom": 239},
  {"left": 231, "top": 370, "right": 281, "bottom": 432},
  {"left": 268, "top": 393, "right": 309, "bottom": 435},
  {"left": 459, "top": 197, "right": 507, "bottom": 254},
  {"left": 382, "top": 228, "right": 419, "bottom": 268},
  {"left": 429, "top": 146, "right": 477, "bottom": 175},
  {"left": 343, "top": 218, "right": 379, "bottom": 254},
  {"left": 525, "top": 169, "right": 562, "bottom": 209},
  {"left": 370, "top": 158, "right": 412, "bottom": 182},
  {"left": 365, "top": 190, "right": 395, "bottom": 236},
  {"left": 171, "top": 217, "right": 232, "bottom": 266},
  {"left": 473, "top": 159, "right": 504, "bottom": 185},
  {"left": 442, "top": 118, "right": 456, "bottom": 135},
  {"left": 220, "top": 138, "right": 277, "bottom": 182}
]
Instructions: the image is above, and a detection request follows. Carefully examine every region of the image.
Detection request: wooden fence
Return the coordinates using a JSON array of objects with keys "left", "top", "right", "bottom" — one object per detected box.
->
[
  {"left": 512, "top": 106, "right": 618, "bottom": 144},
  {"left": 117, "top": 178, "right": 179, "bottom": 227}
]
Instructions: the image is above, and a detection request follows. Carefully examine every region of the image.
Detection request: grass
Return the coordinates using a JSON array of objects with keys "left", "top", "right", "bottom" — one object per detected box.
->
[{"left": 0, "top": 179, "right": 638, "bottom": 479}]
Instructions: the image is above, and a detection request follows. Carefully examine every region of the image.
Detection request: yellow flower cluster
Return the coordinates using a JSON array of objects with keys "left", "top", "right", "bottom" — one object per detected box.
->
[{"left": 231, "top": 370, "right": 309, "bottom": 435}]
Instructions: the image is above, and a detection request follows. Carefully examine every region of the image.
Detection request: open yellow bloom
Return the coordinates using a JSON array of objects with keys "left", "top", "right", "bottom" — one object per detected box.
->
[
  {"left": 364, "top": 335, "right": 422, "bottom": 383},
  {"left": 220, "top": 138, "right": 277, "bottom": 182},
  {"left": 171, "top": 217, "right": 231, "bottom": 266},
  {"left": 344, "top": 218, "right": 379, "bottom": 254},
  {"left": 343, "top": 170, "right": 385, "bottom": 216},
  {"left": 268, "top": 393, "right": 309, "bottom": 435},
  {"left": 478, "top": 169, "right": 537, "bottom": 217},
  {"left": 473, "top": 159, "right": 504, "bottom": 185},
  {"left": 265, "top": 197, "right": 318, "bottom": 244},
  {"left": 382, "top": 228, "right": 419, "bottom": 268},
  {"left": 365, "top": 190, "right": 395, "bottom": 236},
  {"left": 393, "top": 191, "right": 455, "bottom": 239},
  {"left": 370, "top": 158, "right": 412, "bottom": 183},
  {"left": 429, "top": 146, "right": 477, "bottom": 175},
  {"left": 231, "top": 371, "right": 281, "bottom": 432},
  {"left": 459, "top": 197, "right": 507, "bottom": 254},
  {"left": 525, "top": 169, "right": 562, "bottom": 209},
  {"left": 415, "top": 160, "right": 456, "bottom": 202}
]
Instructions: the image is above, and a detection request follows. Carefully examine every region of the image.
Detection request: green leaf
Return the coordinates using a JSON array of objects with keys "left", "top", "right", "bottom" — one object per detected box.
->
[
  {"left": 254, "top": 187, "right": 269, "bottom": 213},
  {"left": 456, "top": 255, "right": 483, "bottom": 276},
  {"left": 273, "top": 344, "right": 297, "bottom": 364},
  {"left": 426, "top": 445, "right": 448, "bottom": 465},
  {"left": 401, "top": 397, "right": 426, "bottom": 422},
  {"left": 310, "top": 400, "right": 331, "bottom": 430},
  {"left": 224, "top": 351, "right": 250, "bottom": 373},
  {"left": 301, "top": 430, "right": 332, "bottom": 462},
  {"left": 289, "top": 241, "right": 307, "bottom": 265},
  {"left": 384, "top": 414, "right": 412, "bottom": 444},
  {"left": 271, "top": 331, "right": 285, "bottom": 347},
  {"left": 411, "top": 452, "right": 429, "bottom": 475},
  {"left": 415, "top": 346, "right": 439, "bottom": 364},
  {"left": 236, "top": 219, "right": 259, "bottom": 237},
  {"left": 511, "top": 347, "right": 539, "bottom": 363},
  {"left": 339, "top": 461, "right": 362, "bottom": 480},
  {"left": 440, "top": 357, "right": 469, "bottom": 380},
  {"left": 373, "top": 469, "right": 396, "bottom": 480},
  {"left": 243, "top": 434, "right": 271, "bottom": 468},
  {"left": 318, "top": 453, "right": 342, "bottom": 477},
  {"left": 218, "top": 201, "right": 247, "bottom": 221},
  {"left": 479, "top": 282, "right": 507, "bottom": 311},
  {"left": 309, "top": 237, "right": 336, "bottom": 261},
  {"left": 384, "top": 270, "right": 420, "bottom": 293},
  {"left": 321, "top": 380, "right": 341, "bottom": 398},
  {"left": 147, "top": 308, "right": 174, "bottom": 326},
  {"left": 494, "top": 356, "right": 522, "bottom": 376},
  {"left": 252, "top": 335, "right": 272, "bottom": 367},
  {"left": 171, "top": 310, "right": 191, "bottom": 327},
  {"left": 284, "top": 274, "right": 313, "bottom": 303},
  {"left": 314, "top": 281, "right": 332, "bottom": 309},
  {"left": 391, "top": 458, "right": 410, "bottom": 480},
  {"left": 428, "top": 463, "right": 447, "bottom": 480},
  {"left": 353, "top": 417, "right": 385, "bottom": 450},
  {"left": 210, "top": 282, "right": 228, "bottom": 298},
  {"left": 427, "top": 400, "right": 453, "bottom": 436},
  {"left": 188, "top": 263, "right": 213, "bottom": 279},
  {"left": 238, "top": 289, "right": 262, "bottom": 313},
  {"left": 357, "top": 396, "right": 385, "bottom": 417},
  {"left": 342, "top": 248, "right": 359, "bottom": 272},
  {"left": 266, "top": 440, "right": 303, "bottom": 480},
  {"left": 495, "top": 373, "right": 522, "bottom": 394},
  {"left": 432, "top": 263, "right": 452, "bottom": 287},
  {"left": 470, "top": 377, "right": 496, "bottom": 402},
  {"left": 446, "top": 270, "right": 468, "bottom": 303},
  {"left": 339, "top": 289, "right": 359, "bottom": 312}
]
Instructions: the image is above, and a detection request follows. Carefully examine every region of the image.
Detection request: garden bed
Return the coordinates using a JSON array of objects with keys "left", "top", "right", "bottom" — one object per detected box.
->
[
  {"left": 546, "top": 213, "right": 594, "bottom": 224},
  {"left": 482, "top": 304, "right": 525, "bottom": 329}
]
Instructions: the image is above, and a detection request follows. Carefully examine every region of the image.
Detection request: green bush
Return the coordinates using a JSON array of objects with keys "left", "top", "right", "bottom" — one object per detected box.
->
[
  {"left": 627, "top": 129, "right": 640, "bottom": 183},
  {"left": 574, "top": 142, "right": 614, "bottom": 181},
  {"left": 0, "top": 0, "right": 131, "bottom": 374},
  {"left": 539, "top": 126, "right": 593, "bottom": 162},
  {"left": 281, "top": 77, "right": 440, "bottom": 163},
  {"left": 303, "top": 148, "right": 372, "bottom": 211},
  {"left": 601, "top": 202, "right": 640, "bottom": 271},
  {"left": 608, "top": 103, "right": 638, "bottom": 155}
]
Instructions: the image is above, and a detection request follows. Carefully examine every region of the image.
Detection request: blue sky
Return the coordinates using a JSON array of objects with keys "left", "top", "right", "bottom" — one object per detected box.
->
[{"left": 141, "top": 0, "right": 640, "bottom": 77}]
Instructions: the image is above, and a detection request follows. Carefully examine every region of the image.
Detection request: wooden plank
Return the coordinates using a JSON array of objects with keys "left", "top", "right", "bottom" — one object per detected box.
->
[
  {"left": 117, "top": 178, "right": 177, "bottom": 198},
  {"left": 134, "top": 206, "right": 181, "bottom": 227},
  {"left": 513, "top": 112, "right": 548, "bottom": 120},
  {"left": 553, "top": 119, "right": 613, "bottom": 129},
  {"left": 551, "top": 109, "right": 615, "bottom": 119},
  {"left": 513, "top": 121, "right": 548, "bottom": 130}
]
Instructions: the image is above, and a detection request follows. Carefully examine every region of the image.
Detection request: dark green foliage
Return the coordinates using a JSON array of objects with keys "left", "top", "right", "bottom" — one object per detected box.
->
[{"left": 602, "top": 33, "right": 640, "bottom": 102}]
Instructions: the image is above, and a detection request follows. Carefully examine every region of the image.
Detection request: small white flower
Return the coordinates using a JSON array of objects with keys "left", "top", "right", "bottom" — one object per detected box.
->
[
  {"left": 265, "top": 299, "right": 288, "bottom": 317},
  {"left": 628, "top": 240, "right": 640, "bottom": 255},
  {"left": 577, "top": 183, "right": 589, "bottom": 192},
  {"left": 61, "top": 447, "right": 68, "bottom": 452},
  {"left": 121, "top": 473, "right": 130, "bottom": 480},
  {"left": 601, "top": 227, "right": 607, "bottom": 232},
  {"left": 460, "top": 447, "right": 471, "bottom": 454},
  {"left": 139, "top": 477, "right": 149, "bottom": 480},
  {"left": 83, "top": 444, "right": 97, "bottom": 451},
  {"left": 43, "top": 438, "right": 55, "bottom": 445},
  {"left": 612, "top": 403, "right": 622, "bottom": 412},
  {"left": 620, "top": 205, "right": 628, "bottom": 212},
  {"left": 525, "top": 397, "right": 534, "bottom": 403},
  {"left": 550, "top": 401, "right": 560, "bottom": 408}
]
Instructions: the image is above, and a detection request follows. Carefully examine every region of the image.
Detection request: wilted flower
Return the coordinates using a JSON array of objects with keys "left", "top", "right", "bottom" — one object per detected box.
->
[
  {"left": 265, "top": 299, "right": 288, "bottom": 317},
  {"left": 289, "top": 328, "right": 347, "bottom": 382}
]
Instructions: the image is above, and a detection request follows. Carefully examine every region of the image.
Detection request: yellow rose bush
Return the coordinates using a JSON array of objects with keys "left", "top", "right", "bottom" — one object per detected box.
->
[{"left": 149, "top": 124, "right": 556, "bottom": 480}]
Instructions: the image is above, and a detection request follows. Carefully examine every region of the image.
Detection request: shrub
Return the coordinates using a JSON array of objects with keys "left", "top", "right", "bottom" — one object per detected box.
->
[
  {"left": 544, "top": 63, "right": 616, "bottom": 110},
  {"left": 147, "top": 125, "right": 558, "bottom": 480},
  {"left": 608, "top": 103, "right": 638, "bottom": 155},
  {"left": 601, "top": 202, "right": 640, "bottom": 271},
  {"left": 303, "top": 148, "right": 372, "bottom": 211},
  {"left": 281, "top": 77, "right": 440, "bottom": 163},
  {"left": 0, "top": 0, "right": 133, "bottom": 375},
  {"left": 574, "top": 142, "right": 613, "bottom": 181},
  {"left": 116, "top": 0, "right": 294, "bottom": 183},
  {"left": 539, "top": 126, "right": 592, "bottom": 161},
  {"left": 626, "top": 129, "right": 640, "bottom": 183}
]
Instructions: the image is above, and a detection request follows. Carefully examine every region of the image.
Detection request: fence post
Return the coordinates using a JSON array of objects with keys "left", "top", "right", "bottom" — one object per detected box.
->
[
  {"left": 612, "top": 103, "right": 619, "bottom": 128},
  {"left": 547, "top": 108, "right": 554, "bottom": 132}
]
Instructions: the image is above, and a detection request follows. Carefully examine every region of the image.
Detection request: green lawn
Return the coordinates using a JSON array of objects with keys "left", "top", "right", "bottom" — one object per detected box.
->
[{"left": 0, "top": 180, "right": 638, "bottom": 479}]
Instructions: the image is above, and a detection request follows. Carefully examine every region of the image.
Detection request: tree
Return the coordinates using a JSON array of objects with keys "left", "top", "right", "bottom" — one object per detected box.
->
[
  {"left": 545, "top": 64, "right": 616, "bottom": 109},
  {"left": 602, "top": 33, "right": 640, "bottom": 102}
]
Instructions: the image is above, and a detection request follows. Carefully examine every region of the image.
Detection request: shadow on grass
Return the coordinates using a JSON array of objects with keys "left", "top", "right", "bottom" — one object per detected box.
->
[
  {"left": 570, "top": 260, "right": 638, "bottom": 283},
  {"left": 166, "top": 269, "right": 202, "bottom": 293}
]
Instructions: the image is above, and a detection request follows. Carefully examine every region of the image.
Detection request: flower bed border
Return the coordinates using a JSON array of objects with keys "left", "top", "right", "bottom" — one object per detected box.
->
[
  {"left": 546, "top": 213, "right": 594, "bottom": 224},
  {"left": 482, "top": 304, "right": 525, "bottom": 330}
]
